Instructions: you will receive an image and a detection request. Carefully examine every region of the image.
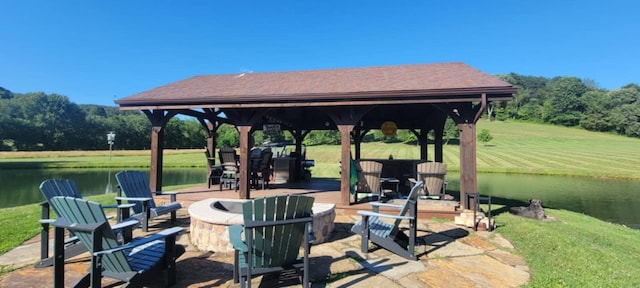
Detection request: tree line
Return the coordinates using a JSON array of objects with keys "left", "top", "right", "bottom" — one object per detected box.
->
[
  {"left": 1, "top": 74, "right": 638, "bottom": 151},
  {"left": 492, "top": 74, "right": 640, "bottom": 137}
]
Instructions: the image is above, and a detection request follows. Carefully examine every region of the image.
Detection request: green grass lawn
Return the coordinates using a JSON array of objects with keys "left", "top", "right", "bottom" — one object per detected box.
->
[
  {"left": 495, "top": 209, "right": 640, "bottom": 287},
  {"left": 2, "top": 120, "right": 640, "bottom": 286},
  {"left": 305, "top": 120, "right": 640, "bottom": 179}
]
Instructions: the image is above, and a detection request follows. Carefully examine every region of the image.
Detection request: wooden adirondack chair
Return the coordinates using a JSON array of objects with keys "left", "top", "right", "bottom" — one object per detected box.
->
[
  {"left": 416, "top": 162, "right": 447, "bottom": 199},
  {"left": 230, "top": 195, "right": 314, "bottom": 288},
  {"left": 49, "top": 196, "right": 184, "bottom": 288},
  {"left": 36, "top": 179, "right": 138, "bottom": 268},
  {"left": 354, "top": 160, "right": 384, "bottom": 203},
  {"left": 351, "top": 180, "right": 424, "bottom": 260},
  {"left": 115, "top": 170, "right": 182, "bottom": 232}
]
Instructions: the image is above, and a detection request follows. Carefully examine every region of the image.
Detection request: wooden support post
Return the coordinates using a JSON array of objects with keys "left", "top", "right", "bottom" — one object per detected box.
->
[
  {"left": 458, "top": 123, "right": 477, "bottom": 210},
  {"left": 337, "top": 125, "right": 353, "bottom": 206},
  {"left": 150, "top": 125, "right": 164, "bottom": 192},
  {"left": 238, "top": 125, "right": 251, "bottom": 199},
  {"left": 434, "top": 125, "right": 444, "bottom": 163}
]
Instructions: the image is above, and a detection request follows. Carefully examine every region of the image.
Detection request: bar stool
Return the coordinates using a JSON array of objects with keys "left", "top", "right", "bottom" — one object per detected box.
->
[{"left": 220, "top": 170, "right": 238, "bottom": 191}]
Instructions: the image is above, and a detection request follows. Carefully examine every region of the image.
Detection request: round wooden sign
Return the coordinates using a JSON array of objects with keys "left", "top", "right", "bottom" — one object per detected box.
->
[{"left": 381, "top": 121, "right": 398, "bottom": 137}]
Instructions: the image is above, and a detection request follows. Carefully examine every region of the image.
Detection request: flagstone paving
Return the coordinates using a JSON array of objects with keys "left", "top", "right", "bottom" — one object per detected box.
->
[{"left": 0, "top": 208, "right": 530, "bottom": 287}]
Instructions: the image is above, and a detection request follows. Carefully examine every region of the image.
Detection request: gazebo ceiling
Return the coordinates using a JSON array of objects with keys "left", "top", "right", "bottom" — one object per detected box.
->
[{"left": 115, "top": 62, "right": 516, "bottom": 109}]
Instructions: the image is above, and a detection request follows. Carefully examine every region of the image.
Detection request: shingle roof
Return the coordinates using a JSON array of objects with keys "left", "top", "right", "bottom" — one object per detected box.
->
[{"left": 115, "top": 62, "right": 515, "bottom": 108}]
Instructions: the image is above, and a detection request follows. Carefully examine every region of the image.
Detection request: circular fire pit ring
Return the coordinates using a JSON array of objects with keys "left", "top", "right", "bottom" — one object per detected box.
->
[{"left": 189, "top": 198, "right": 336, "bottom": 254}]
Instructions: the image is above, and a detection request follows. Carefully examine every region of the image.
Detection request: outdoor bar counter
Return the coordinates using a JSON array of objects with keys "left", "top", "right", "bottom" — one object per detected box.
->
[{"left": 360, "top": 158, "right": 426, "bottom": 192}]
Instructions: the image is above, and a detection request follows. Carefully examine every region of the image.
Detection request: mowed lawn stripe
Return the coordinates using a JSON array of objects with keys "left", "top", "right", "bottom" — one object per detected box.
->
[{"left": 531, "top": 150, "right": 640, "bottom": 174}]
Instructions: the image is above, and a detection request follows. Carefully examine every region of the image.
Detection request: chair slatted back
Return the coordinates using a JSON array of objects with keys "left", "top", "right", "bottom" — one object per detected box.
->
[
  {"left": 393, "top": 180, "right": 423, "bottom": 228},
  {"left": 356, "top": 160, "right": 383, "bottom": 194},
  {"left": 259, "top": 150, "right": 273, "bottom": 171},
  {"left": 39, "top": 179, "right": 83, "bottom": 217},
  {"left": 115, "top": 170, "right": 158, "bottom": 213},
  {"left": 204, "top": 149, "right": 216, "bottom": 167},
  {"left": 242, "top": 195, "right": 314, "bottom": 269},
  {"left": 416, "top": 162, "right": 447, "bottom": 197},
  {"left": 49, "top": 196, "right": 132, "bottom": 273},
  {"left": 219, "top": 147, "right": 239, "bottom": 172}
]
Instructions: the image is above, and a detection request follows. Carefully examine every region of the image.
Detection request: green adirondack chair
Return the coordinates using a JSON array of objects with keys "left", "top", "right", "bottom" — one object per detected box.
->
[
  {"left": 115, "top": 170, "right": 182, "bottom": 232},
  {"left": 36, "top": 179, "right": 138, "bottom": 268},
  {"left": 230, "top": 195, "right": 314, "bottom": 288},
  {"left": 351, "top": 180, "right": 424, "bottom": 260},
  {"left": 50, "top": 196, "right": 185, "bottom": 288}
]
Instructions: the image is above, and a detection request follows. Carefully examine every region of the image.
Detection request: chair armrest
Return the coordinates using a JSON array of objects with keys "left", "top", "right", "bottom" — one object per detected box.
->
[
  {"left": 229, "top": 225, "right": 247, "bottom": 252},
  {"left": 39, "top": 219, "right": 55, "bottom": 224},
  {"left": 103, "top": 203, "right": 136, "bottom": 209},
  {"left": 95, "top": 226, "right": 184, "bottom": 256},
  {"left": 52, "top": 218, "right": 106, "bottom": 232},
  {"left": 155, "top": 191, "right": 177, "bottom": 202},
  {"left": 111, "top": 219, "right": 139, "bottom": 232},
  {"left": 115, "top": 196, "right": 152, "bottom": 202},
  {"left": 357, "top": 210, "right": 414, "bottom": 220},
  {"left": 368, "top": 202, "right": 403, "bottom": 209},
  {"left": 155, "top": 191, "right": 177, "bottom": 195}
]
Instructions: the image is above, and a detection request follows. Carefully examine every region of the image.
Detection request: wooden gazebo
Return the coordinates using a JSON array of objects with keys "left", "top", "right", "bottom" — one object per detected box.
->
[{"left": 115, "top": 62, "right": 516, "bottom": 208}]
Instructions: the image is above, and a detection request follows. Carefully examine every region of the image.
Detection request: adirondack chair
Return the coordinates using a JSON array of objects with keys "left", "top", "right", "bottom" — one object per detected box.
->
[
  {"left": 351, "top": 180, "right": 424, "bottom": 260},
  {"left": 49, "top": 196, "right": 185, "bottom": 288},
  {"left": 230, "top": 195, "right": 314, "bottom": 288},
  {"left": 354, "top": 160, "right": 383, "bottom": 203},
  {"left": 36, "top": 179, "right": 138, "bottom": 268},
  {"left": 416, "top": 162, "right": 447, "bottom": 199},
  {"left": 115, "top": 170, "right": 182, "bottom": 232}
]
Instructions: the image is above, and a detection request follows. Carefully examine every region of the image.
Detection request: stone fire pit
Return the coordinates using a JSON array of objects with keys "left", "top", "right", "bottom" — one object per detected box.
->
[{"left": 189, "top": 198, "right": 336, "bottom": 254}]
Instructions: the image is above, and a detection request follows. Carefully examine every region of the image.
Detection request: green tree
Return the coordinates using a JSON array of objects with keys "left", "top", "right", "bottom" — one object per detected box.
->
[
  {"left": 304, "top": 130, "right": 340, "bottom": 145},
  {"left": 0, "top": 87, "right": 13, "bottom": 99},
  {"left": 542, "top": 77, "right": 590, "bottom": 126},
  {"left": 443, "top": 118, "right": 459, "bottom": 143},
  {"left": 580, "top": 90, "right": 615, "bottom": 132},
  {"left": 477, "top": 129, "right": 493, "bottom": 145},
  {"left": 216, "top": 124, "right": 239, "bottom": 147}
]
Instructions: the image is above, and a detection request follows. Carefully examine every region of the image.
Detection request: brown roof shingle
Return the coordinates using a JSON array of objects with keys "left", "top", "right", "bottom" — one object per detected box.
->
[{"left": 115, "top": 62, "right": 515, "bottom": 108}]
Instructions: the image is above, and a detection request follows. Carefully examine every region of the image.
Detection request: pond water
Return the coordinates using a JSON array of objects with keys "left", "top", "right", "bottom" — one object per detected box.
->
[
  {"left": 0, "top": 168, "right": 207, "bottom": 209},
  {"left": 1, "top": 169, "right": 638, "bottom": 228},
  {"left": 446, "top": 172, "right": 640, "bottom": 229}
]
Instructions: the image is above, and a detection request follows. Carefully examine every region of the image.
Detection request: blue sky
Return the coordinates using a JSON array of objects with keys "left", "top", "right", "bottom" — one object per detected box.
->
[{"left": 1, "top": 1, "right": 638, "bottom": 106}]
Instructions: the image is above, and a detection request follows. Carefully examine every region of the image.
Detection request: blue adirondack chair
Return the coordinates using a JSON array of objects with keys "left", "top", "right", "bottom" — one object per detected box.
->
[
  {"left": 49, "top": 196, "right": 184, "bottom": 288},
  {"left": 351, "top": 180, "right": 424, "bottom": 260},
  {"left": 230, "top": 195, "right": 314, "bottom": 288},
  {"left": 36, "top": 179, "right": 138, "bottom": 268},
  {"left": 115, "top": 170, "right": 182, "bottom": 232}
]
